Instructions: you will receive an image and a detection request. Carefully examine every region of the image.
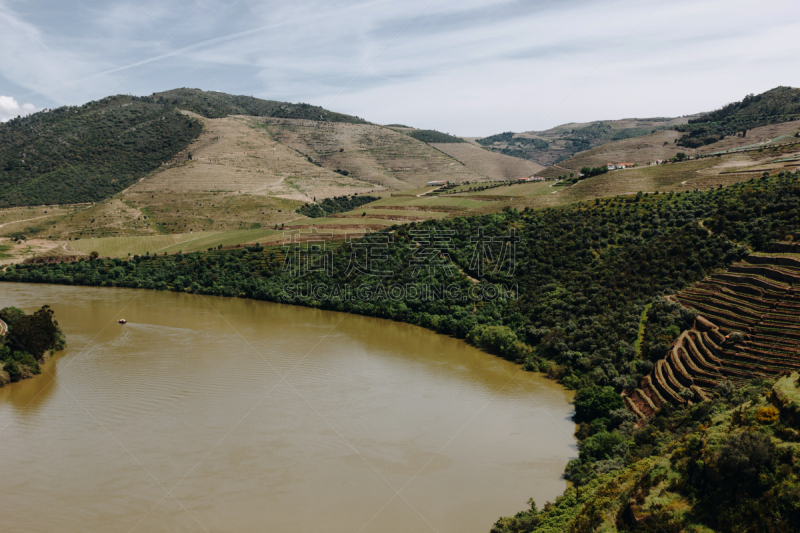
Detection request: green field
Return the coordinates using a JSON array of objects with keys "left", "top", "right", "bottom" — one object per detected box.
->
[
  {"left": 454, "top": 181, "right": 552, "bottom": 197},
  {"left": 284, "top": 217, "right": 395, "bottom": 227},
  {"left": 355, "top": 208, "right": 449, "bottom": 218},
  {"left": 369, "top": 196, "right": 489, "bottom": 208},
  {"left": 69, "top": 229, "right": 284, "bottom": 257}
]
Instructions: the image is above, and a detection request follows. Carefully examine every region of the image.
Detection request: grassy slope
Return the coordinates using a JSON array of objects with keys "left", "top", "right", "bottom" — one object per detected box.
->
[{"left": 0, "top": 89, "right": 370, "bottom": 211}]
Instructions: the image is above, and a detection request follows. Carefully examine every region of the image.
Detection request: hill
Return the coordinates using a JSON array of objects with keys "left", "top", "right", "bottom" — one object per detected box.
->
[
  {"left": 477, "top": 117, "right": 690, "bottom": 166},
  {"left": 677, "top": 86, "right": 800, "bottom": 148},
  {"left": 152, "top": 88, "right": 368, "bottom": 123},
  {"left": 0, "top": 95, "right": 201, "bottom": 207},
  {"left": 537, "top": 119, "right": 800, "bottom": 177},
  {"left": 627, "top": 254, "right": 800, "bottom": 418},
  {"left": 0, "top": 89, "right": 370, "bottom": 210}
]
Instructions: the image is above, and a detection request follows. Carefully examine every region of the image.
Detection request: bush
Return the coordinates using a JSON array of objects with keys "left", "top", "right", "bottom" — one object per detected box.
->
[
  {"left": 580, "top": 430, "right": 627, "bottom": 461},
  {"left": 755, "top": 406, "right": 779, "bottom": 424},
  {"left": 467, "top": 324, "right": 524, "bottom": 359},
  {"left": 573, "top": 386, "right": 625, "bottom": 423},
  {"left": 716, "top": 431, "right": 775, "bottom": 483}
]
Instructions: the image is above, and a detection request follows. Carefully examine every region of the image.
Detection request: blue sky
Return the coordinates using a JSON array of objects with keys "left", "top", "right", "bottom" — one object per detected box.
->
[{"left": 1, "top": 0, "right": 798, "bottom": 135}]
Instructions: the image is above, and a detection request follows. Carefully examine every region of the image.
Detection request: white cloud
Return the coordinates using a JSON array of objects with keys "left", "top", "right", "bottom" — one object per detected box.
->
[
  {"left": 0, "top": 0, "right": 798, "bottom": 135},
  {"left": 0, "top": 96, "right": 36, "bottom": 122}
]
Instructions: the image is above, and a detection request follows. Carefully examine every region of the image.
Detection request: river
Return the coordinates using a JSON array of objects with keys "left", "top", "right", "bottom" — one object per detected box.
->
[{"left": 0, "top": 283, "right": 576, "bottom": 533}]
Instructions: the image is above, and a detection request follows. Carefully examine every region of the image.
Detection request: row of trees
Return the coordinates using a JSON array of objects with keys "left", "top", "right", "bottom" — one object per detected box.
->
[{"left": 296, "top": 195, "right": 378, "bottom": 218}]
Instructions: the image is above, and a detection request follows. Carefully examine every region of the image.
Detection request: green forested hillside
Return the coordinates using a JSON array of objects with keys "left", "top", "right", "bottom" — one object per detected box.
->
[
  {"left": 153, "top": 88, "right": 368, "bottom": 123},
  {"left": 406, "top": 129, "right": 466, "bottom": 143},
  {"left": 676, "top": 86, "right": 800, "bottom": 147},
  {"left": 0, "top": 96, "right": 201, "bottom": 207}
]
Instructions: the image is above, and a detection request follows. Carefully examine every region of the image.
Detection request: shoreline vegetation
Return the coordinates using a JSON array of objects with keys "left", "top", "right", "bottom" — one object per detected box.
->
[
  {"left": 0, "top": 305, "right": 65, "bottom": 387},
  {"left": 0, "top": 173, "right": 798, "bottom": 531}
]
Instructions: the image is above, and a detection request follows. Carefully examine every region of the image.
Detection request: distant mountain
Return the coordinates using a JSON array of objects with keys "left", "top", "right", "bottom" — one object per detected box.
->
[
  {"left": 152, "top": 88, "right": 368, "bottom": 124},
  {"left": 676, "top": 86, "right": 800, "bottom": 147},
  {"left": 476, "top": 116, "right": 690, "bottom": 166}
]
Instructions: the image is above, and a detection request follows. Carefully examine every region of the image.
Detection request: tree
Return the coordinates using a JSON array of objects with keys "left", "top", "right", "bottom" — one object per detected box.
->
[
  {"left": 676, "top": 152, "right": 687, "bottom": 161},
  {"left": 573, "top": 386, "right": 625, "bottom": 423},
  {"left": 10, "top": 305, "right": 62, "bottom": 361},
  {"left": 716, "top": 431, "right": 775, "bottom": 484}
]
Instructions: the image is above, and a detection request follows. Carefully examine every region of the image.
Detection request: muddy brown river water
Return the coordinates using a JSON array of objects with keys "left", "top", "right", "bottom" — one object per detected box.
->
[{"left": 0, "top": 283, "right": 576, "bottom": 533}]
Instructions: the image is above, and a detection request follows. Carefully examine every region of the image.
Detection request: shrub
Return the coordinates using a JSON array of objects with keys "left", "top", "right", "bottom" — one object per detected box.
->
[
  {"left": 467, "top": 324, "right": 522, "bottom": 359},
  {"left": 716, "top": 431, "right": 775, "bottom": 483},
  {"left": 580, "top": 430, "right": 627, "bottom": 461},
  {"left": 573, "top": 386, "right": 625, "bottom": 423},
  {"left": 755, "top": 406, "right": 780, "bottom": 425}
]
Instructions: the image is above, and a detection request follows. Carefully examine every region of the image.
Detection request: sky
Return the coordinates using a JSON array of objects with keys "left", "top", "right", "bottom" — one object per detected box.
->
[{"left": 1, "top": 0, "right": 799, "bottom": 135}]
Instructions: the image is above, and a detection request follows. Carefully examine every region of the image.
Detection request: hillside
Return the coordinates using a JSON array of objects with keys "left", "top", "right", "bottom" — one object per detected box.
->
[
  {"left": 677, "top": 86, "right": 800, "bottom": 148},
  {"left": 477, "top": 117, "right": 690, "bottom": 166},
  {"left": 0, "top": 89, "right": 370, "bottom": 210},
  {"left": 152, "top": 88, "right": 368, "bottom": 123},
  {"left": 538, "top": 119, "right": 800, "bottom": 177},
  {"left": 0, "top": 96, "right": 202, "bottom": 207},
  {"left": 258, "top": 118, "right": 487, "bottom": 189},
  {"left": 430, "top": 142, "right": 545, "bottom": 180},
  {"left": 627, "top": 254, "right": 800, "bottom": 418}
]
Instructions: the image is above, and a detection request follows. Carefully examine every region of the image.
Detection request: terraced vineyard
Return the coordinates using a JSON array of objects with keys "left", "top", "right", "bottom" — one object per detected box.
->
[{"left": 626, "top": 252, "right": 800, "bottom": 417}]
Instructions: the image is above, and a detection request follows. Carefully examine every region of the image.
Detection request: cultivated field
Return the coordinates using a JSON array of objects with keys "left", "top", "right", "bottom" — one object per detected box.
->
[{"left": 626, "top": 253, "right": 800, "bottom": 418}]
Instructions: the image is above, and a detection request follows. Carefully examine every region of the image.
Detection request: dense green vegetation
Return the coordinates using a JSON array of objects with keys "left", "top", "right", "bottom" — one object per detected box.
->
[
  {"left": 295, "top": 195, "right": 379, "bottom": 218},
  {"left": 152, "top": 88, "right": 368, "bottom": 123},
  {"left": 406, "top": 129, "right": 466, "bottom": 143},
  {"left": 0, "top": 96, "right": 201, "bottom": 207},
  {"left": 491, "top": 376, "right": 800, "bottom": 533},
  {"left": 676, "top": 86, "right": 800, "bottom": 148},
  {"left": 1, "top": 171, "right": 798, "bottom": 531},
  {"left": 0, "top": 305, "right": 65, "bottom": 387}
]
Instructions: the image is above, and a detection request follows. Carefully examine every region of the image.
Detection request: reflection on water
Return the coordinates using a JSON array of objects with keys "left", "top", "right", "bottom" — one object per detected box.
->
[{"left": 0, "top": 283, "right": 576, "bottom": 533}]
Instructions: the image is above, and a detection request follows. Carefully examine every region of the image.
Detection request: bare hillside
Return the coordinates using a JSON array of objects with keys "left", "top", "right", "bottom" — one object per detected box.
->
[
  {"left": 259, "top": 118, "right": 486, "bottom": 189},
  {"left": 430, "top": 143, "right": 544, "bottom": 180}
]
